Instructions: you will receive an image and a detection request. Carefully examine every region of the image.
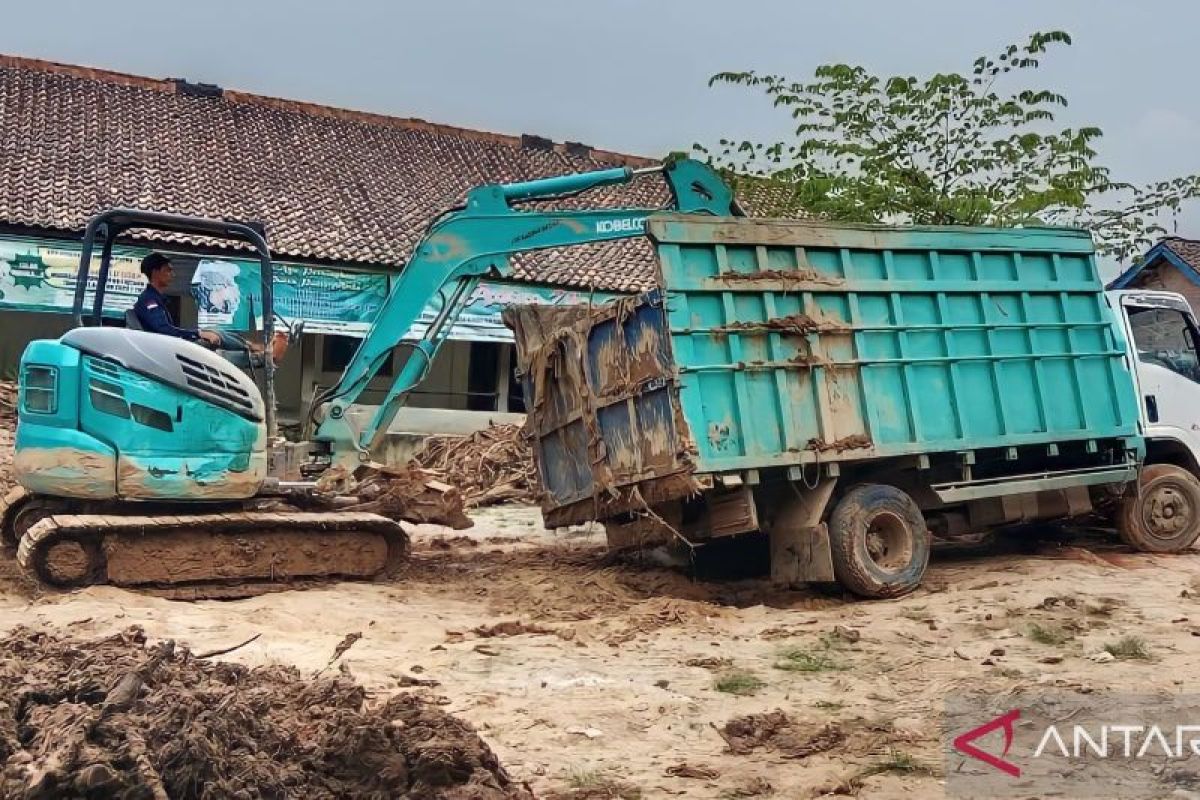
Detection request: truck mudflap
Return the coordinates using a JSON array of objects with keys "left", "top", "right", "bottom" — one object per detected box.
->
[
  {"left": 505, "top": 292, "right": 704, "bottom": 527},
  {"left": 767, "top": 478, "right": 838, "bottom": 585}
]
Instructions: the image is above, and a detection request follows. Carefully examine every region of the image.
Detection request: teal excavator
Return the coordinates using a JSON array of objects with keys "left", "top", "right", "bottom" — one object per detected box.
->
[{"left": 0, "top": 158, "right": 737, "bottom": 589}]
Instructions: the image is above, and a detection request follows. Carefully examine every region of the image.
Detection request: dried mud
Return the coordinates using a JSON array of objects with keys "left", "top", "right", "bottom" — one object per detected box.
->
[
  {"left": 3, "top": 512, "right": 1200, "bottom": 798},
  {"left": 713, "top": 268, "right": 844, "bottom": 286},
  {"left": 101, "top": 528, "right": 391, "bottom": 585},
  {"left": 0, "top": 380, "right": 14, "bottom": 497},
  {"left": 719, "top": 312, "right": 850, "bottom": 337},
  {"left": 0, "top": 626, "right": 531, "bottom": 799}
]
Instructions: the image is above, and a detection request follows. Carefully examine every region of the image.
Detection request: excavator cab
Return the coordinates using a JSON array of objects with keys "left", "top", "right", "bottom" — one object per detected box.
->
[
  {"left": 5, "top": 210, "right": 280, "bottom": 507},
  {"left": 71, "top": 209, "right": 282, "bottom": 432}
]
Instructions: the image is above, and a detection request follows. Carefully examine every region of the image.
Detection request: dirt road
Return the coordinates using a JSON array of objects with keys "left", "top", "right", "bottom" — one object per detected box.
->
[{"left": 3, "top": 506, "right": 1200, "bottom": 798}]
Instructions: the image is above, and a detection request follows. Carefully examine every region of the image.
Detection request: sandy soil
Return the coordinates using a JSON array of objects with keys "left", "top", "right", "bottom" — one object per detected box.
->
[{"left": 4, "top": 506, "right": 1200, "bottom": 799}]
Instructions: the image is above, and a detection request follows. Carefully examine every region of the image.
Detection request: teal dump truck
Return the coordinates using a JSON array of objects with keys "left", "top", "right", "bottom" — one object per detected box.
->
[{"left": 507, "top": 215, "right": 1200, "bottom": 598}]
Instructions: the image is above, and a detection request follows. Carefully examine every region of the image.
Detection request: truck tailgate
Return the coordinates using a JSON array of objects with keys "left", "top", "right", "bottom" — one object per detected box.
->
[{"left": 505, "top": 292, "right": 701, "bottom": 527}]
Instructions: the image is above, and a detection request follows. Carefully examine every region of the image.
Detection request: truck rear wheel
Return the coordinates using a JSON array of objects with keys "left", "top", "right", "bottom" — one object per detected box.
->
[
  {"left": 1118, "top": 464, "right": 1200, "bottom": 553},
  {"left": 829, "top": 484, "right": 930, "bottom": 599}
]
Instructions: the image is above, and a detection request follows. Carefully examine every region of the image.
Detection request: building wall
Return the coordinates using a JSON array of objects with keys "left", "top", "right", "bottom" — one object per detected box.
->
[
  {"left": 302, "top": 335, "right": 476, "bottom": 415},
  {"left": 0, "top": 232, "right": 531, "bottom": 436},
  {"left": 0, "top": 311, "right": 72, "bottom": 379},
  {"left": 1128, "top": 264, "right": 1200, "bottom": 312},
  {"left": 0, "top": 305, "right": 523, "bottom": 436}
]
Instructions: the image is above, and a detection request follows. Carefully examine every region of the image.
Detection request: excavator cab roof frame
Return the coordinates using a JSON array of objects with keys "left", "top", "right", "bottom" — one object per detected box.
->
[
  {"left": 70, "top": 207, "right": 277, "bottom": 437},
  {"left": 71, "top": 208, "right": 274, "bottom": 329}
]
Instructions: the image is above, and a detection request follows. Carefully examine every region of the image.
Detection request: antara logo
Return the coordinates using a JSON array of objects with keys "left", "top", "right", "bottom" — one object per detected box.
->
[
  {"left": 954, "top": 709, "right": 1022, "bottom": 777},
  {"left": 595, "top": 217, "right": 646, "bottom": 234}
]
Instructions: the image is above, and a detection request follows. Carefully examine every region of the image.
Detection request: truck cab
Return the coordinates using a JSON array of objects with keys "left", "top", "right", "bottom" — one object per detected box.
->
[{"left": 1110, "top": 288, "right": 1200, "bottom": 480}]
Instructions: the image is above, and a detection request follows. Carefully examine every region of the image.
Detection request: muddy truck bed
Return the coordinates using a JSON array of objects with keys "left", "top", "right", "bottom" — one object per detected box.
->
[{"left": 505, "top": 215, "right": 1140, "bottom": 547}]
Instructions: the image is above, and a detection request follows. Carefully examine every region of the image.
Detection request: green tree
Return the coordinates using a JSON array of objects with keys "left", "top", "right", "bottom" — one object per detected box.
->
[{"left": 698, "top": 31, "right": 1200, "bottom": 263}]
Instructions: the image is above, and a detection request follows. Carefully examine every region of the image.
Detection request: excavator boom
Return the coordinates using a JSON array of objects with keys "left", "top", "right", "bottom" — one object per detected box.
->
[{"left": 313, "top": 157, "right": 737, "bottom": 467}]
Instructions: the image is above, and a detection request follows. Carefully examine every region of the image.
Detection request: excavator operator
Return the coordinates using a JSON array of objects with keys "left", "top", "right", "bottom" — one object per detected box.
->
[
  {"left": 135, "top": 252, "right": 289, "bottom": 365},
  {"left": 135, "top": 253, "right": 226, "bottom": 347}
]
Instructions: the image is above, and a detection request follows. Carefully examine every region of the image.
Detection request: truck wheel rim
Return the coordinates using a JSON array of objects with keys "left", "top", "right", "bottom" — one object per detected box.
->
[
  {"left": 1143, "top": 483, "right": 1194, "bottom": 539},
  {"left": 864, "top": 511, "right": 913, "bottom": 573}
]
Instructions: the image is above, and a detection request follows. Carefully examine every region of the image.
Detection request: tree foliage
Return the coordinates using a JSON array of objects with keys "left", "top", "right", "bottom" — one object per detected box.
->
[{"left": 698, "top": 31, "right": 1200, "bottom": 263}]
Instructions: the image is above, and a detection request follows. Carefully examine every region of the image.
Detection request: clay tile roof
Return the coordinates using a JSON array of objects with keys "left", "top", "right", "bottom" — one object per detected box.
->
[
  {"left": 1162, "top": 237, "right": 1200, "bottom": 269},
  {"left": 0, "top": 54, "right": 786, "bottom": 293}
]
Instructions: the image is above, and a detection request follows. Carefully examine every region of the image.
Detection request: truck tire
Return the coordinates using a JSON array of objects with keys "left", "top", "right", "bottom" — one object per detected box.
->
[
  {"left": 1117, "top": 464, "right": 1200, "bottom": 553},
  {"left": 829, "top": 484, "right": 930, "bottom": 599}
]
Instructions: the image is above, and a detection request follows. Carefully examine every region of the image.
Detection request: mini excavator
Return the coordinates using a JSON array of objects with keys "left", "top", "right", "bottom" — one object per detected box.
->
[{"left": 0, "top": 157, "right": 737, "bottom": 589}]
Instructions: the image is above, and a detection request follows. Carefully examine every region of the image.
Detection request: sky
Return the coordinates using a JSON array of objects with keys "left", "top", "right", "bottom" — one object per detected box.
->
[{"left": 2, "top": 0, "right": 1198, "bottom": 275}]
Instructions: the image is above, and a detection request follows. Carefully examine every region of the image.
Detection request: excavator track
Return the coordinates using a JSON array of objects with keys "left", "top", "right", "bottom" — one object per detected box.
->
[{"left": 15, "top": 510, "right": 409, "bottom": 589}]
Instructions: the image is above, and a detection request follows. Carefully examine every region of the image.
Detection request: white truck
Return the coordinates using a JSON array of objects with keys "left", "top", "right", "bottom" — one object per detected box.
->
[{"left": 1109, "top": 288, "right": 1200, "bottom": 550}]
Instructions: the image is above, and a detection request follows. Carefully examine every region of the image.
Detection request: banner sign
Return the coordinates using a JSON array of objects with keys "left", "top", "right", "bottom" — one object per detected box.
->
[
  {"left": 194, "top": 265, "right": 623, "bottom": 342},
  {"left": 193, "top": 259, "right": 389, "bottom": 336},
  {"left": 0, "top": 238, "right": 145, "bottom": 316},
  {"left": 1, "top": 235, "right": 629, "bottom": 342},
  {"left": 0, "top": 236, "right": 390, "bottom": 336},
  {"left": 406, "top": 281, "right": 622, "bottom": 342}
]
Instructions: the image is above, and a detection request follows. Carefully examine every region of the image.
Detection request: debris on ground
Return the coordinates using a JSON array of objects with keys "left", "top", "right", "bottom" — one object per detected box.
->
[
  {"left": 471, "top": 620, "right": 556, "bottom": 638},
  {"left": 0, "top": 380, "right": 14, "bottom": 421},
  {"left": 685, "top": 656, "right": 734, "bottom": 671},
  {"left": 328, "top": 631, "right": 363, "bottom": 664},
  {"left": 0, "top": 626, "right": 531, "bottom": 799},
  {"left": 544, "top": 773, "right": 642, "bottom": 800},
  {"left": 0, "top": 500, "right": 1185, "bottom": 798},
  {"left": 721, "top": 708, "right": 789, "bottom": 746},
  {"left": 665, "top": 762, "right": 719, "bottom": 779},
  {"left": 414, "top": 424, "right": 539, "bottom": 507},
  {"left": 722, "top": 776, "right": 774, "bottom": 797},
  {"left": 564, "top": 725, "right": 604, "bottom": 739},
  {"left": 329, "top": 462, "right": 473, "bottom": 530},
  {"left": 428, "top": 535, "right": 481, "bottom": 550},
  {"left": 831, "top": 625, "right": 862, "bottom": 644},
  {"left": 717, "top": 711, "right": 847, "bottom": 759}
]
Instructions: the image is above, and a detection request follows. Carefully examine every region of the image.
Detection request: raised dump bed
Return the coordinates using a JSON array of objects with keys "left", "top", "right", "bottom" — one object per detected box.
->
[{"left": 507, "top": 215, "right": 1146, "bottom": 597}]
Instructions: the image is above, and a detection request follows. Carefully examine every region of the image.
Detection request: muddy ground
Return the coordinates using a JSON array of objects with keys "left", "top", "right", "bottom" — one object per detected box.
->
[{"left": 3, "top": 505, "right": 1200, "bottom": 799}]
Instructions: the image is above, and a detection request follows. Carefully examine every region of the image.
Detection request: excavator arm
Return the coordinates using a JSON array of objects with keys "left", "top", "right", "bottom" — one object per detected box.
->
[{"left": 312, "top": 157, "right": 737, "bottom": 468}]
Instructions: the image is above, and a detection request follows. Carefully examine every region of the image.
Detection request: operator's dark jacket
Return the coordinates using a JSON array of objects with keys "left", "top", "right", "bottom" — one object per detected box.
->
[{"left": 133, "top": 285, "right": 200, "bottom": 342}]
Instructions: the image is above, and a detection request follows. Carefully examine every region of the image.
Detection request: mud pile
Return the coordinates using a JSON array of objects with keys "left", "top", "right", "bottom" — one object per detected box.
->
[
  {"left": 0, "top": 626, "right": 530, "bottom": 799},
  {"left": 0, "top": 380, "right": 14, "bottom": 495},
  {"left": 414, "top": 425, "right": 539, "bottom": 508},
  {"left": 337, "top": 462, "right": 473, "bottom": 530}
]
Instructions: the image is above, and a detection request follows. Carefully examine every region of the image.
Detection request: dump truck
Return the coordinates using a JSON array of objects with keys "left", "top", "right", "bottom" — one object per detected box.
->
[{"left": 507, "top": 215, "right": 1200, "bottom": 598}]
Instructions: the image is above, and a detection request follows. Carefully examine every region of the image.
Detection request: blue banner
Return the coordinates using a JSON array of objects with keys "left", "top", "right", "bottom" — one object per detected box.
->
[
  {"left": 0, "top": 235, "right": 628, "bottom": 342},
  {"left": 0, "top": 237, "right": 145, "bottom": 316},
  {"left": 193, "top": 259, "right": 388, "bottom": 336}
]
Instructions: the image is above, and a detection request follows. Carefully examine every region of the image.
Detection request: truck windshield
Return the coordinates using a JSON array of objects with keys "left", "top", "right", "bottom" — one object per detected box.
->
[{"left": 1128, "top": 305, "right": 1200, "bottom": 382}]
